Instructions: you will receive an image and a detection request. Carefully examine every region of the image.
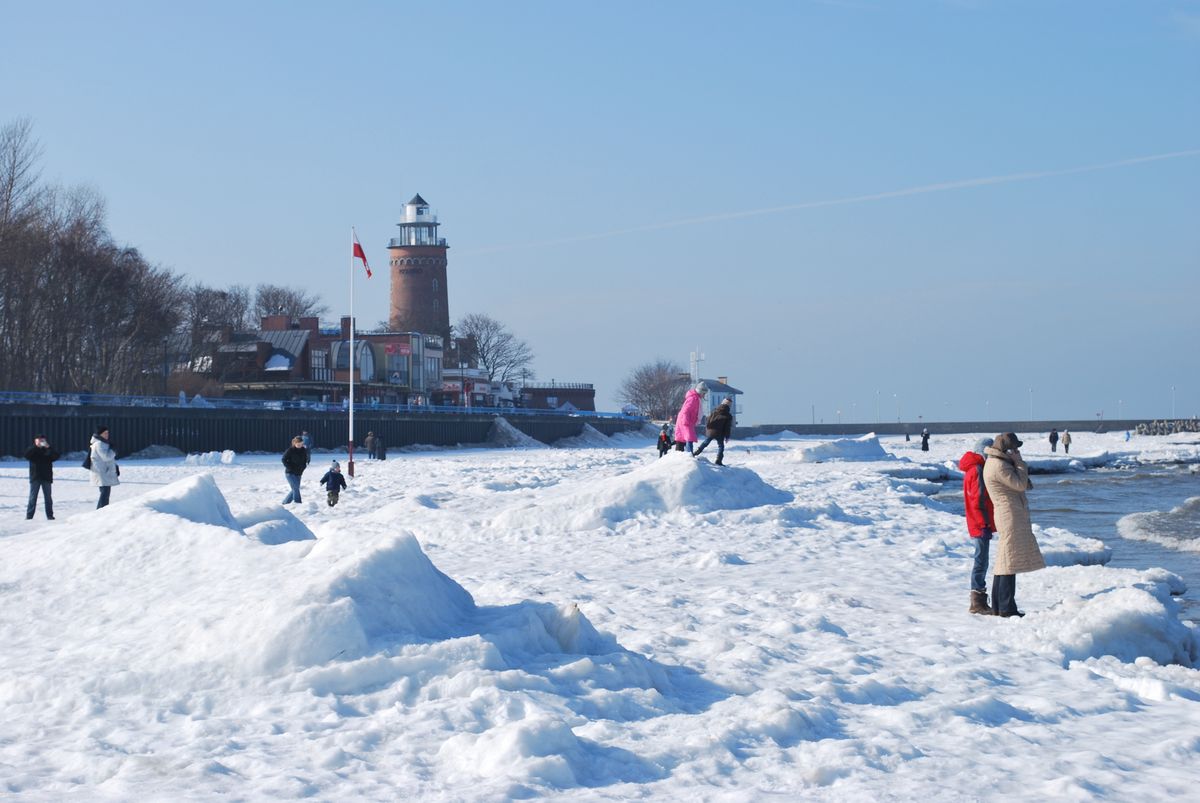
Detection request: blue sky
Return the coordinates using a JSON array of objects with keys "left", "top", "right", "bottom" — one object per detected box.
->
[{"left": 3, "top": 0, "right": 1197, "bottom": 424}]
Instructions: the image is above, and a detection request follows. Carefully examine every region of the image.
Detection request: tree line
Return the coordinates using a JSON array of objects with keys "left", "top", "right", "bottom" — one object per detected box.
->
[
  {"left": 0, "top": 119, "right": 328, "bottom": 396},
  {"left": 0, "top": 118, "right": 542, "bottom": 398}
]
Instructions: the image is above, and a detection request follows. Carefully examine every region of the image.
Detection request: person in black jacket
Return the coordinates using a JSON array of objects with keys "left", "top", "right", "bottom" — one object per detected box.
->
[
  {"left": 693, "top": 397, "right": 734, "bottom": 465},
  {"left": 281, "top": 436, "right": 308, "bottom": 504},
  {"left": 320, "top": 460, "right": 348, "bottom": 506},
  {"left": 656, "top": 424, "right": 673, "bottom": 458},
  {"left": 25, "top": 434, "right": 59, "bottom": 520}
]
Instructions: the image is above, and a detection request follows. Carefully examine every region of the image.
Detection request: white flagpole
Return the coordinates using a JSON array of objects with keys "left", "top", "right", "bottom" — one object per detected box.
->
[{"left": 348, "top": 227, "right": 356, "bottom": 477}]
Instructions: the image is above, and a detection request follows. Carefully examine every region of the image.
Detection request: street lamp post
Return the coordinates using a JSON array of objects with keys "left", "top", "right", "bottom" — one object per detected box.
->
[
  {"left": 1029, "top": 388, "right": 1034, "bottom": 422},
  {"left": 894, "top": 393, "right": 900, "bottom": 424},
  {"left": 1118, "top": 399, "right": 1123, "bottom": 420},
  {"left": 1172, "top": 386, "right": 1176, "bottom": 419}
]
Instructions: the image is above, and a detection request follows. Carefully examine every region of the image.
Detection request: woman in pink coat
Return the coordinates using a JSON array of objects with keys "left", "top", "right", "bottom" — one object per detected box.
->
[{"left": 673, "top": 384, "right": 707, "bottom": 453}]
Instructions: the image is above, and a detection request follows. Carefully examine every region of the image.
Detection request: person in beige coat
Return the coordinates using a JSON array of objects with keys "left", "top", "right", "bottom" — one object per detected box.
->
[{"left": 982, "top": 432, "right": 1045, "bottom": 617}]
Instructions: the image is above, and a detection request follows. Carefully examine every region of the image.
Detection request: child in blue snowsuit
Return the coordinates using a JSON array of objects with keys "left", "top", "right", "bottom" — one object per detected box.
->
[{"left": 320, "top": 461, "right": 348, "bottom": 506}]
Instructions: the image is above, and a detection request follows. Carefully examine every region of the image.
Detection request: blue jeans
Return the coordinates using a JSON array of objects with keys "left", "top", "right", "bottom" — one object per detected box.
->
[
  {"left": 970, "top": 533, "right": 991, "bottom": 592},
  {"left": 283, "top": 473, "right": 302, "bottom": 504},
  {"left": 693, "top": 435, "right": 725, "bottom": 461},
  {"left": 27, "top": 480, "right": 53, "bottom": 518},
  {"left": 97, "top": 485, "right": 111, "bottom": 509}
]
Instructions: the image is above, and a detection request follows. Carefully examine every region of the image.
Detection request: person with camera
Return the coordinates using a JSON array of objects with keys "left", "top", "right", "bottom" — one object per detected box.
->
[
  {"left": 88, "top": 426, "right": 120, "bottom": 509},
  {"left": 25, "top": 434, "right": 60, "bottom": 520},
  {"left": 982, "top": 432, "right": 1044, "bottom": 617}
]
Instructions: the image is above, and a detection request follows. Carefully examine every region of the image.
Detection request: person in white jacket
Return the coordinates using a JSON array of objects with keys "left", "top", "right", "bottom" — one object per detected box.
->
[{"left": 89, "top": 426, "right": 120, "bottom": 508}]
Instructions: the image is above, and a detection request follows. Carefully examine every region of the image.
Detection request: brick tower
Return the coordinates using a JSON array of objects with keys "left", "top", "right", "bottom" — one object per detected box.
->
[{"left": 387, "top": 194, "right": 450, "bottom": 341}]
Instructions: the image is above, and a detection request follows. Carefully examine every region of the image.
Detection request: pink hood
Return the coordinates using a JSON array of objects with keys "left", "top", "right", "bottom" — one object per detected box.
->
[{"left": 674, "top": 390, "right": 702, "bottom": 442}]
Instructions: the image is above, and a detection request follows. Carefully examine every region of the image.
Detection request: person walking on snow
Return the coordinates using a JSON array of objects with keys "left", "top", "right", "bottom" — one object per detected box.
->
[
  {"left": 320, "top": 460, "right": 348, "bottom": 506},
  {"left": 281, "top": 436, "right": 308, "bottom": 504},
  {"left": 983, "top": 432, "right": 1045, "bottom": 617},
  {"left": 959, "top": 438, "right": 996, "bottom": 614},
  {"left": 363, "top": 431, "right": 376, "bottom": 460},
  {"left": 920, "top": 428, "right": 930, "bottom": 452},
  {"left": 673, "top": 383, "right": 706, "bottom": 454},
  {"left": 25, "top": 434, "right": 59, "bottom": 520},
  {"left": 89, "top": 426, "right": 120, "bottom": 509},
  {"left": 1049, "top": 428, "right": 1059, "bottom": 453},
  {"left": 694, "top": 397, "right": 734, "bottom": 465},
  {"left": 1061, "top": 429, "right": 1072, "bottom": 454},
  {"left": 656, "top": 424, "right": 673, "bottom": 458}
]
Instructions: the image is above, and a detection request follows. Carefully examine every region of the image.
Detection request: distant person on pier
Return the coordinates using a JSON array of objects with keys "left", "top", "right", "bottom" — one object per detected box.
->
[
  {"left": 1062, "top": 430, "right": 1072, "bottom": 454},
  {"left": 920, "top": 428, "right": 930, "bottom": 452},
  {"left": 983, "top": 433, "right": 1044, "bottom": 617},
  {"left": 363, "top": 431, "right": 376, "bottom": 460},
  {"left": 1049, "top": 428, "right": 1059, "bottom": 452},
  {"left": 375, "top": 432, "right": 387, "bottom": 460},
  {"left": 694, "top": 397, "right": 735, "bottom": 465},
  {"left": 281, "top": 436, "right": 308, "bottom": 504},
  {"left": 25, "top": 434, "right": 59, "bottom": 520},
  {"left": 673, "top": 383, "right": 706, "bottom": 454},
  {"left": 657, "top": 424, "right": 672, "bottom": 458},
  {"left": 88, "top": 426, "right": 120, "bottom": 509},
  {"left": 300, "top": 431, "right": 313, "bottom": 463},
  {"left": 958, "top": 438, "right": 996, "bottom": 615}
]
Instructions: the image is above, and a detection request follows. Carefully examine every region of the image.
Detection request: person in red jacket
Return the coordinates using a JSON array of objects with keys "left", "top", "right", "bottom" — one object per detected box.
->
[{"left": 959, "top": 437, "right": 997, "bottom": 615}]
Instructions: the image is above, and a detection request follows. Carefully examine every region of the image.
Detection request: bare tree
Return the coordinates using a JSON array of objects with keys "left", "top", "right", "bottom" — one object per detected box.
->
[
  {"left": 0, "top": 117, "right": 43, "bottom": 231},
  {"left": 618, "top": 358, "right": 690, "bottom": 419},
  {"left": 453, "top": 313, "right": 534, "bottom": 383},
  {"left": 252, "top": 284, "right": 328, "bottom": 322},
  {"left": 184, "top": 283, "right": 251, "bottom": 333},
  {"left": 0, "top": 117, "right": 188, "bottom": 395}
]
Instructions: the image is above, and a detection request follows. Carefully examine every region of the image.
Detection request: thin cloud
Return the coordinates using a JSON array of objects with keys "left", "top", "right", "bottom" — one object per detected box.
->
[{"left": 459, "top": 149, "right": 1200, "bottom": 256}]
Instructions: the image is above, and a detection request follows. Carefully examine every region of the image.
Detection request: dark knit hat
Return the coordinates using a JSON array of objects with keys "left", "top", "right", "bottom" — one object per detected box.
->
[
  {"left": 95, "top": 425, "right": 109, "bottom": 436},
  {"left": 994, "top": 432, "right": 1023, "bottom": 451}
]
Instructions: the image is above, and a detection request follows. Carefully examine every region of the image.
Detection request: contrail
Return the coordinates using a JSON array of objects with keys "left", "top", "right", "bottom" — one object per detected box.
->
[{"left": 458, "top": 148, "right": 1200, "bottom": 256}]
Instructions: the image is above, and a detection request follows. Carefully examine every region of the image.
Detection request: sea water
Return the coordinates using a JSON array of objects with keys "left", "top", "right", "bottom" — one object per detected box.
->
[{"left": 938, "top": 464, "right": 1200, "bottom": 621}]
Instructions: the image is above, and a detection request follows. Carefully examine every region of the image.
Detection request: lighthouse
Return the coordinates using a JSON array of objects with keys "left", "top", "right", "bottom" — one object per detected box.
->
[{"left": 387, "top": 194, "right": 450, "bottom": 342}]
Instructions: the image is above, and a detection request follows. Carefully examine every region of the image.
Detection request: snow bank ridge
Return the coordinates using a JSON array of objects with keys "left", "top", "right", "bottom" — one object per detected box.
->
[
  {"left": 793, "top": 434, "right": 891, "bottom": 463},
  {"left": 493, "top": 450, "right": 793, "bottom": 531},
  {"left": 487, "top": 416, "right": 546, "bottom": 448},
  {"left": 7, "top": 475, "right": 641, "bottom": 680}
]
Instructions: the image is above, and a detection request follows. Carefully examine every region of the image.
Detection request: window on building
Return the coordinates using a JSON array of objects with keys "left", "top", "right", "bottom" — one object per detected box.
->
[{"left": 432, "top": 278, "right": 439, "bottom": 291}]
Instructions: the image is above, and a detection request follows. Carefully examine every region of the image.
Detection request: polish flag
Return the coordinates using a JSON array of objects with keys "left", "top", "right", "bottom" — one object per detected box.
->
[{"left": 352, "top": 230, "right": 372, "bottom": 278}]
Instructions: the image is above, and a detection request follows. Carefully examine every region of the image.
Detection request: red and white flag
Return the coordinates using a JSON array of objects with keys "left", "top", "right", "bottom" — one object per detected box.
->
[{"left": 352, "top": 229, "right": 372, "bottom": 278}]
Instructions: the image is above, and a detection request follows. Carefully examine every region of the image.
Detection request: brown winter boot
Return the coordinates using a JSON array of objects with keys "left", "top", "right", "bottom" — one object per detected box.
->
[{"left": 969, "top": 590, "right": 994, "bottom": 615}]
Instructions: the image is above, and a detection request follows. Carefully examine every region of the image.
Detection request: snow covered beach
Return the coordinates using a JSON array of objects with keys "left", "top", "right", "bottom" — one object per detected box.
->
[{"left": 1, "top": 430, "right": 1198, "bottom": 799}]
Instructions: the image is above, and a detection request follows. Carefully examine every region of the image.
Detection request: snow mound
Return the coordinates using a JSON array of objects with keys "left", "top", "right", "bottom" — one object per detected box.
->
[
  {"left": 127, "top": 444, "right": 186, "bottom": 459},
  {"left": 139, "top": 473, "right": 242, "bottom": 530},
  {"left": 751, "top": 429, "right": 804, "bottom": 441},
  {"left": 488, "top": 416, "right": 546, "bottom": 448},
  {"left": 1037, "top": 525, "right": 1113, "bottom": 566},
  {"left": 492, "top": 450, "right": 793, "bottom": 531},
  {"left": 185, "top": 449, "right": 237, "bottom": 465},
  {"left": 876, "top": 462, "right": 950, "bottom": 480},
  {"left": 694, "top": 550, "right": 749, "bottom": 568},
  {"left": 236, "top": 505, "right": 317, "bottom": 544},
  {"left": 1024, "top": 452, "right": 1113, "bottom": 474},
  {"left": 553, "top": 424, "right": 615, "bottom": 449},
  {"left": 0, "top": 473, "right": 663, "bottom": 694},
  {"left": 1010, "top": 567, "right": 1198, "bottom": 667},
  {"left": 793, "top": 434, "right": 891, "bottom": 463}
]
